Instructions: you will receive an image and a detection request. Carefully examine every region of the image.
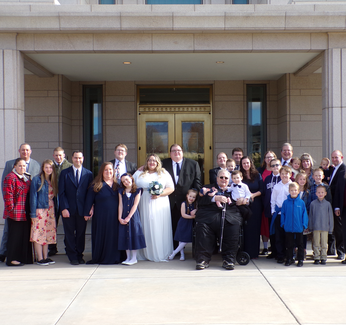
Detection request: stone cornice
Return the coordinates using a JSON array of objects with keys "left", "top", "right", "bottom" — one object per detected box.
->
[{"left": 1, "top": 5, "right": 346, "bottom": 33}]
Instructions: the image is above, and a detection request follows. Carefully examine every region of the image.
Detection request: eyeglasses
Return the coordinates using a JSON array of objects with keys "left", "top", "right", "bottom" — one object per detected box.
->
[
  {"left": 171, "top": 150, "right": 182, "bottom": 153},
  {"left": 219, "top": 176, "right": 229, "bottom": 180},
  {"left": 271, "top": 164, "right": 280, "bottom": 167},
  {"left": 265, "top": 156, "right": 274, "bottom": 160}
]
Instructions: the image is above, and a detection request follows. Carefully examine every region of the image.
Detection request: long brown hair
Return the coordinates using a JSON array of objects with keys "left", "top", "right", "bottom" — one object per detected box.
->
[
  {"left": 240, "top": 156, "right": 259, "bottom": 182},
  {"left": 120, "top": 173, "right": 138, "bottom": 194},
  {"left": 91, "top": 162, "right": 118, "bottom": 193},
  {"left": 38, "top": 160, "right": 57, "bottom": 197}
]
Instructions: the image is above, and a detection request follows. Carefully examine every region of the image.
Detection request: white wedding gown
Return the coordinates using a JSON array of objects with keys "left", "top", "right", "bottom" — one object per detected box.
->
[{"left": 133, "top": 170, "right": 174, "bottom": 262}]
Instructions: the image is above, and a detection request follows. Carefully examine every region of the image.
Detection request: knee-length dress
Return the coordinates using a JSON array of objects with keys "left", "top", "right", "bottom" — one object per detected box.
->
[
  {"left": 84, "top": 182, "right": 121, "bottom": 264},
  {"left": 174, "top": 202, "right": 194, "bottom": 243},
  {"left": 133, "top": 170, "right": 174, "bottom": 262},
  {"left": 30, "top": 183, "right": 56, "bottom": 245},
  {"left": 118, "top": 188, "right": 146, "bottom": 250},
  {"left": 243, "top": 174, "right": 263, "bottom": 259}
]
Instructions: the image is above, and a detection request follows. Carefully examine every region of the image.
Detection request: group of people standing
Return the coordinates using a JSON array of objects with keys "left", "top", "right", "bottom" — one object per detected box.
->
[{"left": 2, "top": 142, "right": 346, "bottom": 271}]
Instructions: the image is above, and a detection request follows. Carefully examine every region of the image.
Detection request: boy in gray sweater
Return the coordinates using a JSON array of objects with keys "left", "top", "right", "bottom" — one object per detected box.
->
[{"left": 309, "top": 185, "right": 334, "bottom": 265}]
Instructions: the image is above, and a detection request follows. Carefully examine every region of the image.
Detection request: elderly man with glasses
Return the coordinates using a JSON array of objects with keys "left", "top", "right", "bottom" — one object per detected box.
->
[{"left": 194, "top": 169, "right": 243, "bottom": 271}]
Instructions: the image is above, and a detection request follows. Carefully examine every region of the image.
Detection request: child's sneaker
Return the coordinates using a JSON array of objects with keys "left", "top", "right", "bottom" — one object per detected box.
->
[
  {"left": 44, "top": 258, "right": 56, "bottom": 265},
  {"left": 320, "top": 260, "right": 327, "bottom": 265},
  {"left": 313, "top": 260, "right": 320, "bottom": 265},
  {"left": 37, "top": 259, "right": 49, "bottom": 266}
]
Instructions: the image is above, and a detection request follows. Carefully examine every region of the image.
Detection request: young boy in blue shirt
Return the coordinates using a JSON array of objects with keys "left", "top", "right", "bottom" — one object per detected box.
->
[{"left": 281, "top": 182, "right": 309, "bottom": 267}]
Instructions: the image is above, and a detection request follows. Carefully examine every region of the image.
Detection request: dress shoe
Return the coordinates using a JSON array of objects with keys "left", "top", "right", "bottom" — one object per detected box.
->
[
  {"left": 297, "top": 260, "right": 303, "bottom": 267},
  {"left": 48, "top": 249, "right": 58, "bottom": 257},
  {"left": 277, "top": 258, "right": 284, "bottom": 264},
  {"left": 266, "top": 253, "right": 275, "bottom": 259},
  {"left": 196, "top": 261, "right": 209, "bottom": 270},
  {"left": 337, "top": 254, "right": 345, "bottom": 260},
  {"left": 70, "top": 260, "right": 79, "bottom": 265},
  {"left": 260, "top": 248, "right": 268, "bottom": 256},
  {"left": 320, "top": 260, "right": 327, "bottom": 265},
  {"left": 0, "top": 254, "right": 6, "bottom": 262},
  {"left": 284, "top": 259, "right": 294, "bottom": 266},
  {"left": 78, "top": 258, "right": 85, "bottom": 264},
  {"left": 313, "top": 260, "right": 320, "bottom": 265},
  {"left": 341, "top": 259, "right": 346, "bottom": 264},
  {"left": 222, "top": 261, "right": 235, "bottom": 270}
]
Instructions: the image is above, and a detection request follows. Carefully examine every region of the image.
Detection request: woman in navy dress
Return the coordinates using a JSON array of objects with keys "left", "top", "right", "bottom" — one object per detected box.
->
[
  {"left": 118, "top": 173, "right": 146, "bottom": 265},
  {"left": 240, "top": 156, "right": 263, "bottom": 259},
  {"left": 84, "top": 162, "right": 121, "bottom": 264}
]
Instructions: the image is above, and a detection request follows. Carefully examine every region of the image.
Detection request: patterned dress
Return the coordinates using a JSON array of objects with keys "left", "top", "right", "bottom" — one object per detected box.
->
[{"left": 30, "top": 183, "right": 56, "bottom": 245}]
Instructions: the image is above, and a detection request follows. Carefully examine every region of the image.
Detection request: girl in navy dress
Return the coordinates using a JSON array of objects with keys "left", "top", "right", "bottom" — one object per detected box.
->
[
  {"left": 118, "top": 173, "right": 146, "bottom": 266},
  {"left": 168, "top": 189, "right": 198, "bottom": 261}
]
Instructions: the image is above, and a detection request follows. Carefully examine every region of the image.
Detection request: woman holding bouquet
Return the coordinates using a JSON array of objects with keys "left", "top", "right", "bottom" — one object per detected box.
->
[{"left": 133, "top": 154, "right": 174, "bottom": 262}]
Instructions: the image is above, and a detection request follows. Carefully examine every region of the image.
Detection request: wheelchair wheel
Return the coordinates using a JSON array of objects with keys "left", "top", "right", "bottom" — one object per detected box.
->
[{"left": 236, "top": 251, "right": 250, "bottom": 265}]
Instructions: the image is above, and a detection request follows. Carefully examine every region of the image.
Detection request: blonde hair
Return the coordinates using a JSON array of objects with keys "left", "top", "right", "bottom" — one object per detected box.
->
[
  {"left": 38, "top": 160, "right": 57, "bottom": 197},
  {"left": 140, "top": 154, "right": 164, "bottom": 177},
  {"left": 289, "top": 182, "right": 299, "bottom": 190}
]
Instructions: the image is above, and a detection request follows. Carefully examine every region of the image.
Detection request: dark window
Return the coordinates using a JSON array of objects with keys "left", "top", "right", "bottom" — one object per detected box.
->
[
  {"left": 99, "top": 0, "right": 115, "bottom": 3},
  {"left": 83, "top": 85, "right": 103, "bottom": 176},
  {"left": 247, "top": 85, "right": 267, "bottom": 167},
  {"left": 139, "top": 87, "right": 210, "bottom": 104},
  {"left": 147, "top": 0, "right": 202, "bottom": 3}
]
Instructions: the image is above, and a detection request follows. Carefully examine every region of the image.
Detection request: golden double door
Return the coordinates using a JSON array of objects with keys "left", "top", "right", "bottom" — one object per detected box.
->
[{"left": 138, "top": 109, "right": 212, "bottom": 184}]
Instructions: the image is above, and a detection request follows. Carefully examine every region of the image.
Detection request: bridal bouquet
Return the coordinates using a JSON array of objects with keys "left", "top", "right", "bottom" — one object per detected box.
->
[{"left": 148, "top": 181, "right": 163, "bottom": 195}]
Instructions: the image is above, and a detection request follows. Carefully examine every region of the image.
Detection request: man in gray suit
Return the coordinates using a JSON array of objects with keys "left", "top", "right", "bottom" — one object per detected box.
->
[{"left": 0, "top": 143, "right": 41, "bottom": 262}]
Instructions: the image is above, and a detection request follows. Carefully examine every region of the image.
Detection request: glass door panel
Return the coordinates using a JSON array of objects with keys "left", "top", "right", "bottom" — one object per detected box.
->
[
  {"left": 138, "top": 114, "right": 174, "bottom": 167},
  {"left": 175, "top": 114, "right": 212, "bottom": 185}
]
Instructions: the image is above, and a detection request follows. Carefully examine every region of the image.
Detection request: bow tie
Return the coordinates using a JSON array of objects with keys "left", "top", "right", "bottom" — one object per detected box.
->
[{"left": 233, "top": 184, "right": 241, "bottom": 188}]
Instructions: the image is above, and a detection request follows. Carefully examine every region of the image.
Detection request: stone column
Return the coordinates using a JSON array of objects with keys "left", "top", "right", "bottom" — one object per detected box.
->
[
  {"left": 0, "top": 35, "right": 25, "bottom": 218},
  {"left": 322, "top": 48, "right": 346, "bottom": 157}
]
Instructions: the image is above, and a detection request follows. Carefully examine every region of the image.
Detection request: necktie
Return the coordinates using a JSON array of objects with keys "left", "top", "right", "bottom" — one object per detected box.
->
[
  {"left": 75, "top": 169, "right": 79, "bottom": 185},
  {"left": 115, "top": 161, "right": 120, "bottom": 180},
  {"left": 282, "top": 160, "right": 287, "bottom": 166},
  {"left": 176, "top": 162, "right": 180, "bottom": 177},
  {"left": 233, "top": 184, "right": 241, "bottom": 188}
]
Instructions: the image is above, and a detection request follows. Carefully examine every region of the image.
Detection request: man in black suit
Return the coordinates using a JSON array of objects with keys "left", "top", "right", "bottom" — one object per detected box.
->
[
  {"left": 59, "top": 150, "right": 93, "bottom": 265},
  {"left": 209, "top": 152, "right": 228, "bottom": 184},
  {"left": 232, "top": 147, "right": 244, "bottom": 170},
  {"left": 162, "top": 144, "right": 202, "bottom": 246},
  {"left": 329, "top": 150, "right": 346, "bottom": 259},
  {"left": 110, "top": 144, "right": 137, "bottom": 182},
  {"left": 280, "top": 143, "right": 293, "bottom": 166}
]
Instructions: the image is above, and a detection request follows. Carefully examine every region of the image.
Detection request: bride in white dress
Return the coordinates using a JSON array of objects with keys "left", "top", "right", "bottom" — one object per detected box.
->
[{"left": 133, "top": 154, "right": 174, "bottom": 262}]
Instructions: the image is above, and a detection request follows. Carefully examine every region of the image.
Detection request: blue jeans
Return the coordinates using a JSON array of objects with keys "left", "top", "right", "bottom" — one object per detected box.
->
[{"left": 0, "top": 219, "right": 9, "bottom": 256}]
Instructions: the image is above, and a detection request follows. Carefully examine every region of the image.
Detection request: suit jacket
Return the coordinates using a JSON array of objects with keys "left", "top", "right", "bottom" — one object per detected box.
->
[
  {"left": 209, "top": 167, "right": 222, "bottom": 185},
  {"left": 109, "top": 159, "right": 137, "bottom": 176},
  {"left": 196, "top": 183, "right": 242, "bottom": 225},
  {"left": 162, "top": 157, "right": 202, "bottom": 210},
  {"left": 54, "top": 159, "right": 72, "bottom": 186},
  {"left": 58, "top": 166, "right": 93, "bottom": 217},
  {"left": 1, "top": 158, "right": 40, "bottom": 195},
  {"left": 330, "top": 163, "right": 346, "bottom": 211}
]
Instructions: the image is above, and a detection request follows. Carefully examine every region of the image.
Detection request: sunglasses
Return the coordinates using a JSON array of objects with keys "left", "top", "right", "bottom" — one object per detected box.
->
[
  {"left": 219, "top": 176, "right": 229, "bottom": 180},
  {"left": 271, "top": 164, "right": 281, "bottom": 167}
]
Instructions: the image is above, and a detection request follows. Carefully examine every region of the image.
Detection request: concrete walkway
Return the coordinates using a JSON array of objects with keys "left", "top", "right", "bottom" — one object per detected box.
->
[{"left": 0, "top": 224, "right": 346, "bottom": 325}]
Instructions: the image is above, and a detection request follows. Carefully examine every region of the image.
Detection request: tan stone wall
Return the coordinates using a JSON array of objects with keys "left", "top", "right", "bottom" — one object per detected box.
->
[
  {"left": 25, "top": 74, "right": 74, "bottom": 163},
  {"left": 277, "top": 73, "right": 322, "bottom": 164},
  {"left": 104, "top": 81, "right": 137, "bottom": 163},
  {"left": 213, "top": 80, "right": 246, "bottom": 165}
]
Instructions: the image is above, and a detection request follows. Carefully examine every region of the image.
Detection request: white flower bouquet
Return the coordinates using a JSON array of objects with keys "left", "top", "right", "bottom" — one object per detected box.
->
[{"left": 148, "top": 181, "right": 163, "bottom": 195}]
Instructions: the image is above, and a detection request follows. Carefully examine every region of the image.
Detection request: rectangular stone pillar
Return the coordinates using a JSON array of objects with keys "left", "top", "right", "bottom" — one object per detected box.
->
[
  {"left": 0, "top": 40, "right": 25, "bottom": 220},
  {"left": 322, "top": 48, "right": 346, "bottom": 157}
]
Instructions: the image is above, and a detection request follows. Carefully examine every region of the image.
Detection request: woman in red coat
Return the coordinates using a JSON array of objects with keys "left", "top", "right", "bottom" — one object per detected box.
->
[{"left": 3, "top": 158, "right": 32, "bottom": 266}]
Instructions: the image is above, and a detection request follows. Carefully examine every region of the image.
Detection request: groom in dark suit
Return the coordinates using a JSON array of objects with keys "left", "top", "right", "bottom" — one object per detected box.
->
[
  {"left": 329, "top": 150, "right": 346, "bottom": 259},
  {"left": 59, "top": 151, "right": 93, "bottom": 265},
  {"left": 209, "top": 152, "right": 228, "bottom": 184},
  {"left": 110, "top": 144, "right": 137, "bottom": 182},
  {"left": 162, "top": 144, "right": 202, "bottom": 247}
]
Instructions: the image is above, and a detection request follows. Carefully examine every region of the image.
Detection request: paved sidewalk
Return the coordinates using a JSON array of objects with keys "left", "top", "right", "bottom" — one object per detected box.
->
[{"left": 0, "top": 223, "right": 346, "bottom": 325}]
